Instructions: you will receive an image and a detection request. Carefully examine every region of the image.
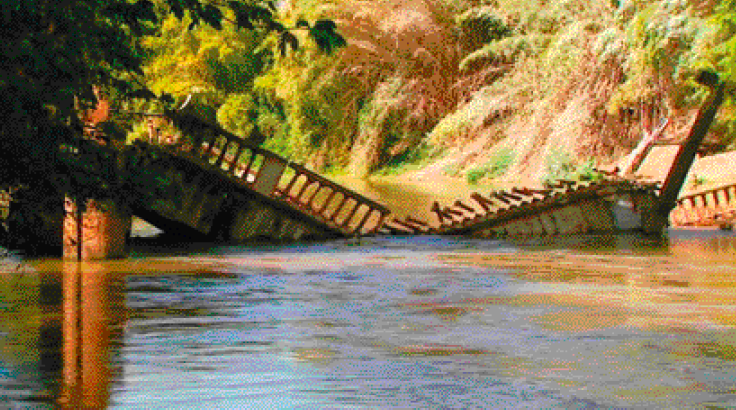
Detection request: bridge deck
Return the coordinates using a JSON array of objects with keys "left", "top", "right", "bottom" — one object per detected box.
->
[{"left": 382, "top": 179, "right": 661, "bottom": 238}]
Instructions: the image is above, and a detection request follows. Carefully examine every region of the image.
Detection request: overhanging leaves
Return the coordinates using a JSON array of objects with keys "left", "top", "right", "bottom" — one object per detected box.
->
[
  {"left": 279, "top": 31, "right": 299, "bottom": 56},
  {"left": 309, "top": 20, "right": 347, "bottom": 54},
  {"left": 201, "top": 4, "right": 223, "bottom": 30},
  {"left": 230, "top": 2, "right": 254, "bottom": 30},
  {"left": 228, "top": 2, "right": 273, "bottom": 31}
]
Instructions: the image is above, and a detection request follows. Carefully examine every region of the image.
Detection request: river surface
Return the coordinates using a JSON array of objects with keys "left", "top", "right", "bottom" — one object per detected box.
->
[{"left": 3, "top": 229, "right": 736, "bottom": 409}]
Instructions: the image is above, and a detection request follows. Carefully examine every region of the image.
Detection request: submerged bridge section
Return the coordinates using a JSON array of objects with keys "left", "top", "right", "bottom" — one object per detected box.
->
[{"left": 382, "top": 179, "right": 661, "bottom": 239}]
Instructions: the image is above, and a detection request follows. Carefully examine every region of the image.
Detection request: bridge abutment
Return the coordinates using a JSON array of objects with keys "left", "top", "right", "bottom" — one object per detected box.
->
[{"left": 63, "top": 196, "right": 131, "bottom": 260}]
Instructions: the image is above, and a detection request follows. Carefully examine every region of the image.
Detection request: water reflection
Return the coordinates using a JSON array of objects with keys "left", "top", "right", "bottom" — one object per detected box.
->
[
  {"left": 0, "top": 262, "right": 123, "bottom": 409},
  {"left": 0, "top": 267, "right": 64, "bottom": 407},
  {"left": 59, "top": 262, "right": 124, "bottom": 409}
]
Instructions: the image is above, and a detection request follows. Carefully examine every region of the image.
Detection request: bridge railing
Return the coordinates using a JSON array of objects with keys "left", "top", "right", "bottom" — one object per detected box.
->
[
  {"left": 133, "top": 115, "right": 391, "bottom": 236},
  {"left": 676, "top": 184, "right": 736, "bottom": 210},
  {"left": 671, "top": 183, "right": 736, "bottom": 226}
]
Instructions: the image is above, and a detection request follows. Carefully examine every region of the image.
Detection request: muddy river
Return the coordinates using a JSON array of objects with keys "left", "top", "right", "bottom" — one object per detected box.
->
[{"left": 3, "top": 229, "right": 736, "bottom": 409}]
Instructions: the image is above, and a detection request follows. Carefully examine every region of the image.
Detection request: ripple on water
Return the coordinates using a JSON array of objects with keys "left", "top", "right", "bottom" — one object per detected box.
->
[
  {"left": 8, "top": 234, "right": 736, "bottom": 408},
  {"left": 112, "top": 263, "right": 625, "bottom": 409}
]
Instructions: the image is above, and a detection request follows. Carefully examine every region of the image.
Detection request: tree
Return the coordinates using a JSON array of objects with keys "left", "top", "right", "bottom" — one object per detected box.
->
[{"left": 0, "top": 0, "right": 345, "bottom": 251}]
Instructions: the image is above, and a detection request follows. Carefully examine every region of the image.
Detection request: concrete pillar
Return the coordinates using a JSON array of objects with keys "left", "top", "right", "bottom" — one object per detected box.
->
[
  {"left": 63, "top": 196, "right": 131, "bottom": 260},
  {"left": 637, "top": 191, "right": 667, "bottom": 235}
]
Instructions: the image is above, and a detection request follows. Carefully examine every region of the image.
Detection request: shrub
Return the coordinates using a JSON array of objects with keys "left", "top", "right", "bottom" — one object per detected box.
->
[
  {"left": 456, "top": 7, "right": 511, "bottom": 51},
  {"left": 465, "top": 148, "right": 515, "bottom": 184},
  {"left": 376, "top": 141, "right": 444, "bottom": 175},
  {"left": 542, "top": 150, "right": 604, "bottom": 185}
]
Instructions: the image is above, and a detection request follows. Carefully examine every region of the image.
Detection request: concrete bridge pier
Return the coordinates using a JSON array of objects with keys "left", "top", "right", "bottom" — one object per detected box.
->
[{"left": 63, "top": 196, "right": 131, "bottom": 260}]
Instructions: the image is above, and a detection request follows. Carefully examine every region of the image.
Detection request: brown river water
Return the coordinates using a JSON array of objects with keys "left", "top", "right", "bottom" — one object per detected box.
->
[{"left": 3, "top": 228, "right": 736, "bottom": 409}]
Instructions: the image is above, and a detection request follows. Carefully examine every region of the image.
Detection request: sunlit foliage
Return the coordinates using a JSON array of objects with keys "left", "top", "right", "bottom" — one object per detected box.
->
[
  {"left": 0, "top": 0, "right": 345, "bottom": 252},
  {"left": 250, "top": 0, "right": 494, "bottom": 174}
]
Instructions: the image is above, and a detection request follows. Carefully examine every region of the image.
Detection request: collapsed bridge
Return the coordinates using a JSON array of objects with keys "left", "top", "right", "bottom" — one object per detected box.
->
[
  {"left": 58, "top": 115, "right": 391, "bottom": 258},
  {"left": 7, "top": 71, "right": 726, "bottom": 259}
]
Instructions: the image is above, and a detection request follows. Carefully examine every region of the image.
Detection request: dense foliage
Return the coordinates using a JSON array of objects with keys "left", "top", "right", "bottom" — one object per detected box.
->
[
  {"left": 0, "top": 0, "right": 344, "bottom": 188},
  {"left": 182, "top": 0, "right": 734, "bottom": 183},
  {"left": 4, "top": 0, "right": 736, "bottom": 247},
  {"left": 0, "top": 0, "right": 345, "bottom": 251}
]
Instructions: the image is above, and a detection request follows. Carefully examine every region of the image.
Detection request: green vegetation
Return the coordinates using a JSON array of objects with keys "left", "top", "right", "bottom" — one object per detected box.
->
[
  {"left": 543, "top": 150, "right": 605, "bottom": 185},
  {"left": 109, "top": 0, "right": 736, "bottom": 181},
  {"left": 6, "top": 0, "right": 735, "bottom": 187},
  {"left": 543, "top": 149, "right": 577, "bottom": 184},
  {"left": 0, "top": 0, "right": 346, "bottom": 186},
  {"left": 376, "top": 142, "right": 445, "bottom": 176},
  {"left": 198, "top": 0, "right": 735, "bottom": 179},
  {"left": 5, "top": 0, "right": 736, "bottom": 252},
  {"left": 465, "top": 149, "right": 515, "bottom": 185},
  {"left": 0, "top": 0, "right": 346, "bottom": 252}
]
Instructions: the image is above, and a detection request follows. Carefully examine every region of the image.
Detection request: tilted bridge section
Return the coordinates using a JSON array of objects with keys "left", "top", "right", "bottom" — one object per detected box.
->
[
  {"left": 61, "top": 116, "right": 391, "bottom": 245},
  {"left": 382, "top": 178, "right": 661, "bottom": 239}
]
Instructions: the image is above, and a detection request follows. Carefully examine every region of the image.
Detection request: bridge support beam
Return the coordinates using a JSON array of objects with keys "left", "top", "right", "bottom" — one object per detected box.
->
[
  {"left": 63, "top": 196, "right": 131, "bottom": 260},
  {"left": 648, "top": 72, "right": 726, "bottom": 233}
]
